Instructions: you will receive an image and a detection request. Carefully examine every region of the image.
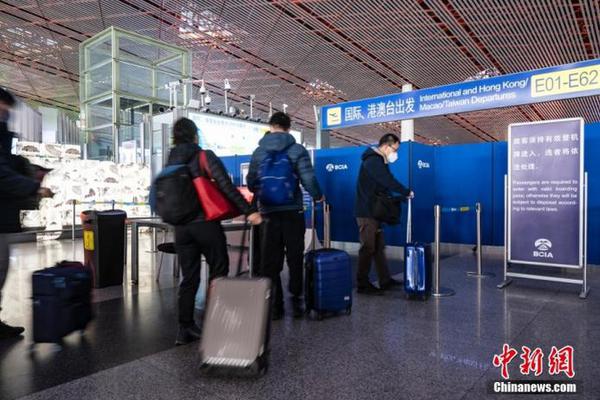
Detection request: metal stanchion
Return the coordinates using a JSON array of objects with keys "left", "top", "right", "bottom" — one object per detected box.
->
[
  {"left": 467, "top": 202, "right": 495, "bottom": 278},
  {"left": 497, "top": 175, "right": 512, "bottom": 289},
  {"left": 580, "top": 172, "right": 589, "bottom": 299},
  {"left": 131, "top": 220, "right": 139, "bottom": 285},
  {"left": 145, "top": 227, "right": 159, "bottom": 254},
  {"left": 432, "top": 205, "right": 455, "bottom": 297},
  {"left": 71, "top": 200, "right": 76, "bottom": 241}
]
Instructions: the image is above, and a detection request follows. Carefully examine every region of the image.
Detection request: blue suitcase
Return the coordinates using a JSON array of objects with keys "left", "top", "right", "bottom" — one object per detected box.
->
[
  {"left": 305, "top": 203, "right": 352, "bottom": 320},
  {"left": 403, "top": 199, "right": 432, "bottom": 300},
  {"left": 32, "top": 261, "right": 93, "bottom": 346},
  {"left": 404, "top": 243, "right": 432, "bottom": 300}
]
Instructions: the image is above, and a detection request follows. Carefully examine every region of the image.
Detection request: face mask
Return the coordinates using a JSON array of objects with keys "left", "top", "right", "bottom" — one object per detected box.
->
[{"left": 387, "top": 151, "right": 398, "bottom": 164}]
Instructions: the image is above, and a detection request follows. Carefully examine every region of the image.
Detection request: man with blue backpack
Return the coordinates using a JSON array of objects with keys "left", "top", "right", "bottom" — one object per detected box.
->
[{"left": 247, "top": 112, "right": 323, "bottom": 320}]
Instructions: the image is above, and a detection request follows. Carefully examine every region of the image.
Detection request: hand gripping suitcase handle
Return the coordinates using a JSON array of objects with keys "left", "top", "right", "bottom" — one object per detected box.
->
[{"left": 406, "top": 198, "right": 412, "bottom": 244}]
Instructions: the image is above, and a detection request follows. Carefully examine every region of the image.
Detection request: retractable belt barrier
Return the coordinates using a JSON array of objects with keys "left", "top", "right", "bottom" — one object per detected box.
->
[
  {"left": 434, "top": 202, "right": 495, "bottom": 281},
  {"left": 441, "top": 206, "right": 473, "bottom": 213}
]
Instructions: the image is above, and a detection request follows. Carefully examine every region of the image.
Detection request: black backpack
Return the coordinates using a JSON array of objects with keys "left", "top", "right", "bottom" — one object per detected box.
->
[{"left": 150, "top": 164, "right": 200, "bottom": 225}]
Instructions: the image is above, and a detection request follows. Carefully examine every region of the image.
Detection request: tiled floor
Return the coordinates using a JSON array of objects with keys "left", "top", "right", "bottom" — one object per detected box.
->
[{"left": 1, "top": 236, "right": 598, "bottom": 400}]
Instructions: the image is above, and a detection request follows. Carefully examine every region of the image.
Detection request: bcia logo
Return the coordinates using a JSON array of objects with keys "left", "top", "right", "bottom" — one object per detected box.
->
[
  {"left": 533, "top": 238, "right": 553, "bottom": 259},
  {"left": 417, "top": 160, "right": 430, "bottom": 169},
  {"left": 326, "top": 163, "right": 348, "bottom": 172}
]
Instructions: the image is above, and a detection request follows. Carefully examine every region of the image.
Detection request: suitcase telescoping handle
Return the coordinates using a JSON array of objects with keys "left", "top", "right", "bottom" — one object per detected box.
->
[
  {"left": 406, "top": 197, "right": 412, "bottom": 244},
  {"left": 311, "top": 201, "right": 331, "bottom": 250},
  {"left": 235, "top": 222, "right": 252, "bottom": 277}
]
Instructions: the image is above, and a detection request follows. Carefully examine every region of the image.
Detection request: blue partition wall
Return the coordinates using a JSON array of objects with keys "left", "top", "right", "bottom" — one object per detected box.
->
[
  {"left": 382, "top": 144, "right": 411, "bottom": 246},
  {"left": 313, "top": 146, "right": 370, "bottom": 243},
  {"left": 584, "top": 123, "right": 600, "bottom": 265},
  {"left": 313, "top": 143, "right": 429, "bottom": 247},
  {"left": 492, "top": 142, "right": 508, "bottom": 246},
  {"left": 409, "top": 143, "right": 435, "bottom": 243},
  {"left": 219, "top": 122, "right": 600, "bottom": 264},
  {"left": 433, "top": 143, "right": 494, "bottom": 245}
]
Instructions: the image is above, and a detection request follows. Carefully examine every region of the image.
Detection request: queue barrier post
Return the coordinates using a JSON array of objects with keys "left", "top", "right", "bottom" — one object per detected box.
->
[
  {"left": 467, "top": 202, "right": 495, "bottom": 278},
  {"left": 432, "top": 204, "right": 455, "bottom": 298}
]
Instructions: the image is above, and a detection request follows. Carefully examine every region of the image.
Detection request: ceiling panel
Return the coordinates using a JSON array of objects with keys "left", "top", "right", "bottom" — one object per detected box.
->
[{"left": 0, "top": 0, "right": 598, "bottom": 148}]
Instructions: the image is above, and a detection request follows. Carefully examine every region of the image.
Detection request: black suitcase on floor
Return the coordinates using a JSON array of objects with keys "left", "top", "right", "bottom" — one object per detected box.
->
[{"left": 32, "top": 261, "right": 93, "bottom": 345}]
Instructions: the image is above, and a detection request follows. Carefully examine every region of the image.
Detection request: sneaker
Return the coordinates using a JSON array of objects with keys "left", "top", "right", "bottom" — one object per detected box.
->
[
  {"left": 356, "top": 283, "right": 385, "bottom": 296},
  {"left": 175, "top": 324, "right": 202, "bottom": 346},
  {"left": 291, "top": 298, "right": 304, "bottom": 319},
  {"left": 0, "top": 321, "right": 25, "bottom": 340},
  {"left": 380, "top": 278, "right": 403, "bottom": 290}
]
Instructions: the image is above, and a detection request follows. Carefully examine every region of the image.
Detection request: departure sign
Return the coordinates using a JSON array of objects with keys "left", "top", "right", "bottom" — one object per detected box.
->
[
  {"left": 321, "top": 58, "right": 600, "bottom": 130},
  {"left": 531, "top": 65, "right": 600, "bottom": 97}
]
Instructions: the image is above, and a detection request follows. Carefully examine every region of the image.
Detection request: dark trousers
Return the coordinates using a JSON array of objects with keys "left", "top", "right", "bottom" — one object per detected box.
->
[
  {"left": 0, "top": 234, "right": 9, "bottom": 313},
  {"left": 175, "top": 221, "right": 229, "bottom": 327},
  {"left": 356, "top": 217, "right": 392, "bottom": 288},
  {"left": 259, "top": 210, "right": 306, "bottom": 310}
]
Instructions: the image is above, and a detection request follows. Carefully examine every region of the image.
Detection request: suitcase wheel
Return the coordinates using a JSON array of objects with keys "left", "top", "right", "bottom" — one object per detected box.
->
[
  {"left": 248, "top": 355, "right": 268, "bottom": 377},
  {"left": 316, "top": 312, "right": 324, "bottom": 321},
  {"left": 345, "top": 307, "right": 352, "bottom": 316}
]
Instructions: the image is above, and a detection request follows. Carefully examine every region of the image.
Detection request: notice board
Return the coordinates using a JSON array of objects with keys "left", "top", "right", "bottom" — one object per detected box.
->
[{"left": 508, "top": 118, "right": 584, "bottom": 268}]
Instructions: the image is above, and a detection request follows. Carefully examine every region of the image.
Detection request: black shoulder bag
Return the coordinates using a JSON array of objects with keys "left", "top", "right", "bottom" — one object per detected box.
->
[{"left": 371, "top": 192, "right": 404, "bottom": 225}]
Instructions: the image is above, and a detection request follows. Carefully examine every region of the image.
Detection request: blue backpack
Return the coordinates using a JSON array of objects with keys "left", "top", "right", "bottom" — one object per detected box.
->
[{"left": 258, "top": 149, "right": 298, "bottom": 206}]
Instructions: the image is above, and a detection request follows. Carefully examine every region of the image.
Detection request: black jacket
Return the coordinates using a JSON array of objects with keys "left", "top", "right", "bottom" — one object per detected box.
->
[
  {"left": 166, "top": 143, "right": 256, "bottom": 221},
  {"left": 354, "top": 147, "right": 411, "bottom": 218},
  {"left": 0, "top": 124, "right": 40, "bottom": 233}
]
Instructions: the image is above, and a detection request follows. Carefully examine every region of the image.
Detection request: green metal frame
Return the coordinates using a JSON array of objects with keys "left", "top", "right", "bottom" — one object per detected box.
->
[{"left": 79, "top": 26, "right": 191, "bottom": 162}]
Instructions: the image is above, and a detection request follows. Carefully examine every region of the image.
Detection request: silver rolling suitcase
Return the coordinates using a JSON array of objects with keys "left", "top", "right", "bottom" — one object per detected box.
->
[{"left": 200, "top": 226, "right": 271, "bottom": 377}]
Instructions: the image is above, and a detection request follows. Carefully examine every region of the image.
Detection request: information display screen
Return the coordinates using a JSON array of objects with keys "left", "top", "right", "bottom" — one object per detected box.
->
[{"left": 188, "top": 112, "right": 302, "bottom": 156}]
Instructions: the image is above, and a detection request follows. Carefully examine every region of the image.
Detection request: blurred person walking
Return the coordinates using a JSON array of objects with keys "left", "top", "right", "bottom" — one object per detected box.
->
[{"left": 0, "top": 88, "right": 53, "bottom": 340}]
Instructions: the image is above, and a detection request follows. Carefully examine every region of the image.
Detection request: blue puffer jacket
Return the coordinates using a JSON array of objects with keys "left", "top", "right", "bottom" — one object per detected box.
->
[{"left": 247, "top": 132, "right": 322, "bottom": 214}]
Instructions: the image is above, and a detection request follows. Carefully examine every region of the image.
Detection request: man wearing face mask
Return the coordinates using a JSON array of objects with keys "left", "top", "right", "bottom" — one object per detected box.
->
[
  {"left": 0, "top": 88, "right": 53, "bottom": 339},
  {"left": 354, "top": 133, "right": 413, "bottom": 295}
]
